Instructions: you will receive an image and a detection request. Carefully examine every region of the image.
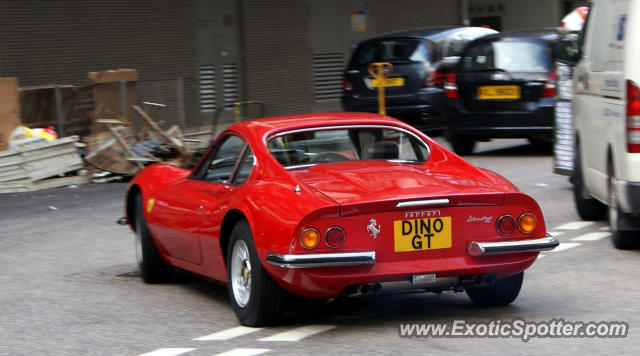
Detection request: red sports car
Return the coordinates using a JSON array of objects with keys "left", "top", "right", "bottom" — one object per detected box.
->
[{"left": 125, "top": 112, "right": 558, "bottom": 326}]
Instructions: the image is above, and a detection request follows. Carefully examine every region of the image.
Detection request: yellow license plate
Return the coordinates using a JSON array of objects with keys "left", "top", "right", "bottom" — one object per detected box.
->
[
  {"left": 371, "top": 77, "right": 405, "bottom": 87},
  {"left": 393, "top": 217, "right": 452, "bottom": 252},
  {"left": 477, "top": 85, "right": 521, "bottom": 99}
]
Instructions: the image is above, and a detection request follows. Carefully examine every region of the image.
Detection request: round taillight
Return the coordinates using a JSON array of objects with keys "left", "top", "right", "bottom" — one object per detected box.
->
[
  {"left": 518, "top": 213, "right": 537, "bottom": 234},
  {"left": 497, "top": 215, "right": 516, "bottom": 235},
  {"left": 300, "top": 228, "right": 320, "bottom": 249},
  {"left": 325, "top": 227, "right": 345, "bottom": 248}
]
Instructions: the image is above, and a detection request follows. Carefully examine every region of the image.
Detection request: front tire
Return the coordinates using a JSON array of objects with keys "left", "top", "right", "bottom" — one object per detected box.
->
[
  {"left": 608, "top": 163, "right": 639, "bottom": 249},
  {"left": 573, "top": 145, "right": 606, "bottom": 220},
  {"left": 134, "top": 193, "right": 173, "bottom": 283},
  {"left": 466, "top": 272, "right": 523, "bottom": 306},
  {"left": 449, "top": 134, "right": 476, "bottom": 155},
  {"left": 227, "top": 220, "right": 287, "bottom": 326}
]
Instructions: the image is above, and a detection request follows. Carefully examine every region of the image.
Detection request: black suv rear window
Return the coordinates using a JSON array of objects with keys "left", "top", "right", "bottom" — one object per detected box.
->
[
  {"left": 350, "top": 39, "right": 431, "bottom": 67},
  {"left": 460, "top": 40, "right": 550, "bottom": 73}
]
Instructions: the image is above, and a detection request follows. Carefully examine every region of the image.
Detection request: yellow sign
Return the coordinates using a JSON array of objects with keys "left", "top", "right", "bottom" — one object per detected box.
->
[
  {"left": 477, "top": 85, "right": 521, "bottom": 100},
  {"left": 370, "top": 77, "right": 405, "bottom": 87},
  {"left": 367, "top": 62, "right": 394, "bottom": 115},
  {"left": 393, "top": 217, "right": 452, "bottom": 252}
]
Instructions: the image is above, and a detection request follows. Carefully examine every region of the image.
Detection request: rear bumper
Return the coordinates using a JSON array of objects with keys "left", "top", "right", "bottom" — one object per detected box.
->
[
  {"left": 467, "top": 235, "right": 559, "bottom": 256},
  {"left": 342, "top": 89, "right": 445, "bottom": 129},
  {"left": 617, "top": 181, "right": 640, "bottom": 214},
  {"left": 265, "top": 251, "right": 375, "bottom": 268},
  {"left": 445, "top": 102, "right": 554, "bottom": 138}
]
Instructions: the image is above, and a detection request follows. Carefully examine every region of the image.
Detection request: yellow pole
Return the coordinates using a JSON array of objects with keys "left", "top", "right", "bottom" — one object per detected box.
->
[
  {"left": 367, "top": 62, "right": 393, "bottom": 115},
  {"left": 234, "top": 102, "right": 241, "bottom": 123}
]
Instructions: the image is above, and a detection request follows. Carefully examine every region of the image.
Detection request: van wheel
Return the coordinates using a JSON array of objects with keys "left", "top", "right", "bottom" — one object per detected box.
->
[
  {"left": 573, "top": 146, "right": 606, "bottom": 220},
  {"left": 466, "top": 272, "right": 523, "bottom": 306},
  {"left": 227, "top": 220, "right": 287, "bottom": 326},
  {"left": 450, "top": 136, "right": 476, "bottom": 155},
  {"left": 608, "top": 162, "right": 639, "bottom": 249}
]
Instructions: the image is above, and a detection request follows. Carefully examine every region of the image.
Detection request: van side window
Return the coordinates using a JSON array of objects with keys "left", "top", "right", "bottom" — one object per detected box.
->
[
  {"left": 584, "top": 2, "right": 609, "bottom": 71},
  {"left": 576, "top": 3, "right": 592, "bottom": 58}
]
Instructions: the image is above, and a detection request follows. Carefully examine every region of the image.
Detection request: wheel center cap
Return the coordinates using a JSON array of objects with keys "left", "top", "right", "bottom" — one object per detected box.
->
[{"left": 240, "top": 261, "right": 250, "bottom": 286}]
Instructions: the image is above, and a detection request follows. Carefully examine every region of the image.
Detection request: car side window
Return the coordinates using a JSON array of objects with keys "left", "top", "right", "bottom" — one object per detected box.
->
[
  {"left": 202, "top": 135, "right": 246, "bottom": 184},
  {"left": 232, "top": 147, "right": 255, "bottom": 185}
]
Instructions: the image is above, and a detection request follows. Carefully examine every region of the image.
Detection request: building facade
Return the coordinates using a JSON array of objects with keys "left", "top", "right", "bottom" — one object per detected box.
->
[{"left": 0, "top": 0, "right": 584, "bottom": 126}]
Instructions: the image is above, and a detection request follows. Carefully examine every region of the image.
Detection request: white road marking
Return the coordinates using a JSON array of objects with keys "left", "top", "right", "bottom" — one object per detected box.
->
[
  {"left": 550, "top": 242, "right": 581, "bottom": 252},
  {"left": 554, "top": 221, "right": 595, "bottom": 230},
  {"left": 137, "top": 348, "right": 196, "bottom": 356},
  {"left": 571, "top": 232, "right": 610, "bottom": 242},
  {"left": 599, "top": 226, "right": 611, "bottom": 231},
  {"left": 214, "top": 348, "right": 271, "bottom": 356},
  {"left": 537, "top": 254, "right": 546, "bottom": 259},
  {"left": 547, "top": 231, "right": 563, "bottom": 237},
  {"left": 193, "top": 326, "right": 263, "bottom": 341},
  {"left": 258, "top": 325, "right": 337, "bottom": 342}
]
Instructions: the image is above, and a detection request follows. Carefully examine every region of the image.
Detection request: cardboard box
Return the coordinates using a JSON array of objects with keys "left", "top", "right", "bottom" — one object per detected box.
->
[
  {"left": 87, "top": 68, "right": 138, "bottom": 83},
  {"left": 88, "top": 69, "right": 138, "bottom": 134},
  {"left": 0, "top": 77, "right": 21, "bottom": 151}
]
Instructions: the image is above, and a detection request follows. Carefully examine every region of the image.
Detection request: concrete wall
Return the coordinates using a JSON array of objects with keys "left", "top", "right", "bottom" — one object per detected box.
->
[
  {"left": 241, "top": 0, "right": 314, "bottom": 116},
  {"left": 0, "top": 0, "right": 197, "bottom": 86},
  {"left": 373, "top": 0, "right": 461, "bottom": 33}
]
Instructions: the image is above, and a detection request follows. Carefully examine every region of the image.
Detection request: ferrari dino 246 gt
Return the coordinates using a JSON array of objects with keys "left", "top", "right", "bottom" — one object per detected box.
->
[{"left": 125, "top": 112, "right": 558, "bottom": 326}]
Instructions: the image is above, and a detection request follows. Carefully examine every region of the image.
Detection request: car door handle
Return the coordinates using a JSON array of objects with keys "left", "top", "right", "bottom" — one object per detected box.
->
[{"left": 348, "top": 69, "right": 360, "bottom": 74}]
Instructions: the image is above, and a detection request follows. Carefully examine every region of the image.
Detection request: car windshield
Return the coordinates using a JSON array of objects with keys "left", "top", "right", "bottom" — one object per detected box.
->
[
  {"left": 267, "top": 126, "right": 429, "bottom": 168},
  {"left": 460, "top": 39, "right": 551, "bottom": 73},
  {"left": 350, "top": 39, "right": 431, "bottom": 66}
]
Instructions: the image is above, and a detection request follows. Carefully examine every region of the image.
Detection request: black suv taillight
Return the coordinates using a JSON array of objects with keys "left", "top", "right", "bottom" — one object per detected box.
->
[
  {"left": 342, "top": 77, "right": 353, "bottom": 91},
  {"left": 444, "top": 72, "right": 458, "bottom": 99},
  {"left": 541, "top": 68, "right": 557, "bottom": 98}
]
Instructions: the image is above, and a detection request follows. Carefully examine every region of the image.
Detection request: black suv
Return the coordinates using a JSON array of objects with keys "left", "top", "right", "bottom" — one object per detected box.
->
[
  {"left": 443, "top": 29, "right": 562, "bottom": 154},
  {"left": 342, "top": 27, "right": 497, "bottom": 131}
]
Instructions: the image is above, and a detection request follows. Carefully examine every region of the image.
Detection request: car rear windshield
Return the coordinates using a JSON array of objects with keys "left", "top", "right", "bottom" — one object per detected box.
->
[
  {"left": 350, "top": 39, "right": 431, "bottom": 67},
  {"left": 460, "top": 39, "right": 551, "bottom": 73},
  {"left": 267, "top": 126, "right": 429, "bottom": 168}
]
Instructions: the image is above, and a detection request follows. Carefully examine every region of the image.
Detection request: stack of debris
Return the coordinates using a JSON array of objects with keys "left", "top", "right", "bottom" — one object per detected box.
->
[
  {"left": 0, "top": 136, "right": 86, "bottom": 193},
  {"left": 84, "top": 104, "right": 197, "bottom": 175}
]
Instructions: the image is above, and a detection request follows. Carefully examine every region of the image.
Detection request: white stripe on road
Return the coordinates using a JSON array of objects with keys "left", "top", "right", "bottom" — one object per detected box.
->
[
  {"left": 214, "top": 348, "right": 271, "bottom": 356},
  {"left": 258, "top": 325, "right": 337, "bottom": 342},
  {"left": 550, "top": 242, "right": 581, "bottom": 252},
  {"left": 554, "top": 221, "right": 595, "bottom": 230},
  {"left": 536, "top": 254, "right": 546, "bottom": 259},
  {"left": 571, "top": 232, "right": 610, "bottom": 242},
  {"left": 193, "top": 326, "right": 263, "bottom": 341},
  {"left": 137, "top": 348, "right": 196, "bottom": 356},
  {"left": 599, "top": 226, "right": 611, "bottom": 231},
  {"left": 547, "top": 231, "right": 563, "bottom": 237}
]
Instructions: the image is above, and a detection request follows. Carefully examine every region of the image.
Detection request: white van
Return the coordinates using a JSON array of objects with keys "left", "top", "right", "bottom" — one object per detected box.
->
[{"left": 572, "top": 0, "right": 640, "bottom": 248}]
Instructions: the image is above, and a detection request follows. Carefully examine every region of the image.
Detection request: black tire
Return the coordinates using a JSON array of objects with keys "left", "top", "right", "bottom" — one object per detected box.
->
[
  {"left": 527, "top": 137, "right": 553, "bottom": 152},
  {"left": 608, "top": 162, "right": 639, "bottom": 249},
  {"left": 450, "top": 136, "right": 476, "bottom": 155},
  {"left": 227, "top": 220, "right": 287, "bottom": 326},
  {"left": 134, "top": 194, "right": 173, "bottom": 283},
  {"left": 573, "top": 146, "right": 606, "bottom": 220},
  {"left": 466, "top": 272, "right": 523, "bottom": 307}
]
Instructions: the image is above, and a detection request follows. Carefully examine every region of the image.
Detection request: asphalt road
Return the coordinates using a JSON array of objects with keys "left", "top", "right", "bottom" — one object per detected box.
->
[{"left": 2, "top": 138, "right": 639, "bottom": 356}]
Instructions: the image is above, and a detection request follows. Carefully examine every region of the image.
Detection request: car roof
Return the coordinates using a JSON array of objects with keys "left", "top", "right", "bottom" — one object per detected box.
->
[
  {"left": 472, "top": 27, "right": 561, "bottom": 43},
  {"left": 225, "top": 112, "right": 416, "bottom": 143},
  {"left": 367, "top": 26, "right": 494, "bottom": 41}
]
